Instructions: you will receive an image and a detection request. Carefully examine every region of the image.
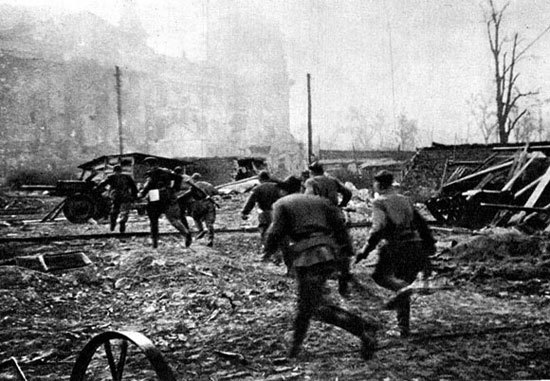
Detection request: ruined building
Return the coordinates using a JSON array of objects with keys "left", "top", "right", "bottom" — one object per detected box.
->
[{"left": 0, "top": 4, "right": 304, "bottom": 179}]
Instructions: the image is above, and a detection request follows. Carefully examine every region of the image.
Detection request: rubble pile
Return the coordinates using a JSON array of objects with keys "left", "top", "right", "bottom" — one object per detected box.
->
[
  {"left": 436, "top": 229, "right": 550, "bottom": 297},
  {"left": 425, "top": 143, "right": 550, "bottom": 231}
]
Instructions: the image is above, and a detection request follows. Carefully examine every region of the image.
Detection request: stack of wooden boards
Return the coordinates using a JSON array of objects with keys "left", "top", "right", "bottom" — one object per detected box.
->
[{"left": 426, "top": 143, "right": 550, "bottom": 231}]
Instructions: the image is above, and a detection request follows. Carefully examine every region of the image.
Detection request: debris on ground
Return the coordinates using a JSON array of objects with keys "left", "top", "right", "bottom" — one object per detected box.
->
[{"left": 426, "top": 143, "right": 550, "bottom": 231}]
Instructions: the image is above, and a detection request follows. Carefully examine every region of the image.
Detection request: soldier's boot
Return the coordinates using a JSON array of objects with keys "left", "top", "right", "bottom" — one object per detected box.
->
[
  {"left": 168, "top": 217, "right": 192, "bottom": 247},
  {"left": 338, "top": 269, "right": 352, "bottom": 298},
  {"left": 109, "top": 215, "right": 117, "bottom": 232},
  {"left": 150, "top": 218, "right": 159, "bottom": 248},
  {"left": 316, "top": 305, "right": 379, "bottom": 360},
  {"left": 206, "top": 226, "right": 214, "bottom": 247},
  {"left": 288, "top": 316, "right": 310, "bottom": 358},
  {"left": 379, "top": 274, "right": 411, "bottom": 310},
  {"left": 360, "top": 332, "right": 377, "bottom": 360},
  {"left": 119, "top": 222, "right": 126, "bottom": 234},
  {"left": 396, "top": 297, "right": 411, "bottom": 338},
  {"left": 360, "top": 317, "right": 379, "bottom": 360},
  {"left": 385, "top": 289, "right": 412, "bottom": 310}
]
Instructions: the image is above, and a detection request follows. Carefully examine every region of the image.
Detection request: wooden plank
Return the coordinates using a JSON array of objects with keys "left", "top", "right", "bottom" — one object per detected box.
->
[
  {"left": 523, "top": 165, "right": 550, "bottom": 207},
  {"left": 493, "top": 144, "right": 550, "bottom": 151},
  {"left": 439, "top": 159, "right": 449, "bottom": 191},
  {"left": 444, "top": 166, "right": 462, "bottom": 184},
  {"left": 480, "top": 203, "right": 550, "bottom": 213},
  {"left": 442, "top": 160, "right": 513, "bottom": 190},
  {"left": 508, "top": 143, "right": 530, "bottom": 180},
  {"left": 215, "top": 175, "right": 259, "bottom": 189},
  {"left": 502, "top": 154, "right": 537, "bottom": 192},
  {"left": 471, "top": 152, "right": 501, "bottom": 173},
  {"left": 508, "top": 165, "right": 550, "bottom": 224},
  {"left": 514, "top": 176, "right": 542, "bottom": 198},
  {"left": 474, "top": 173, "right": 495, "bottom": 190}
]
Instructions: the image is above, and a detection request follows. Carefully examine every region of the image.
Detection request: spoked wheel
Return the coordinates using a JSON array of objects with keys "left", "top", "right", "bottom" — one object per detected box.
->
[
  {"left": 63, "top": 194, "right": 95, "bottom": 223},
  {"left": 70, "top": 331, "right": 176, "bottom": 381}
]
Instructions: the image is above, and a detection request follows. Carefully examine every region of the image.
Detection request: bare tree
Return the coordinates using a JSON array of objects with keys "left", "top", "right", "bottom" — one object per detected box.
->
[
  {"left": 512, "top": 96, "right": 550, "bottom": 142},
  {"left": 467, "top": 92, "right": 497, "bottom": 144},
  {"left": 485, "top": 0, "right": 537, "bottom": 143},
  {"left": 395, "top": 112, "right": 418, "bottom": 151},
  {"left": 347, "top": 106, "right": 376, "bottom": 150},
  {"left": 512, "top": 108, "right": 537, "bottom": 142},
  {"left": 371, "top": 110, "right": 387, "bottom": 148}
]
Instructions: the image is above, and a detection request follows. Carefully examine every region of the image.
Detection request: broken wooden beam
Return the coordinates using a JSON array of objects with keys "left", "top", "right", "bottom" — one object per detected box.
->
[
  {"left": 501, "top": 154, "right": 537, "bottom": 192},
  {"left": 492, "top": 144, "right": 550, "bottom": 151},
  {"left": 515, "top": 176, "right": 542, "bottom": 198},
  {"left": 215, "top": 175, "right": 259, "bottom": 189},
  {"left": 442, "top": 160, "right": 513, "bottom": 190},
  {"left": 479, "top": 203, "right": 550, "bottom": 214},
  {"left": 508, "top": 165, "right": 550, "bottom": 225}
]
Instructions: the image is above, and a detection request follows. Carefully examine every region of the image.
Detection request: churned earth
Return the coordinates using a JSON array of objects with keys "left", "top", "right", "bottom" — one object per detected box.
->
[{"left": 1, "top": 192, "right": 550, "bottom": 380}]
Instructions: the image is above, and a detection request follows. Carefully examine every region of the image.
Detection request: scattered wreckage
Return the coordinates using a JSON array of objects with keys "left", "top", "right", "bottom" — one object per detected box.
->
[{"left": 425, "top": 143, "right": 550, "bottom": 232}]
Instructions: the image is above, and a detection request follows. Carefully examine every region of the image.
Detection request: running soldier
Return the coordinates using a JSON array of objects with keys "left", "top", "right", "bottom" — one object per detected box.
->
[
  {"left": 178, "top": 173, "right": 218, "bottom": 247},
  {"left": 265, "top": 176, "right": 378, "bottom": 360},
  {"left": 356, "top": 170, "right": 435, "bottom": 337},
  {"left": 241, "top": 171, "right": 282, "bottom": 251},
  {"left": 304, "top": 161, "right": 352, "bottom": 208},
  {"left": 96, "top": 164, "right": 137, "bottom": 233},
  {"left": 137, "top": 157, "right": 192, "bottom": 248}
]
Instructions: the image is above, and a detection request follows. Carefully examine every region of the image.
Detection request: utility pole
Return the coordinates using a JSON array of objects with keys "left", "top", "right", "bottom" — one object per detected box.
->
[
  {"left": 307, "top": 73, "right": 313, "bottom": 164},
  {"left": 115, "top": 66, "right": 124, "bottom": 160}
]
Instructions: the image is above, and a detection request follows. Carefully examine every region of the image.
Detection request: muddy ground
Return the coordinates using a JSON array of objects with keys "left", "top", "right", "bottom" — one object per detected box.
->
[{"left": 1, "top": 193, "right": 550, "bottom": 380}]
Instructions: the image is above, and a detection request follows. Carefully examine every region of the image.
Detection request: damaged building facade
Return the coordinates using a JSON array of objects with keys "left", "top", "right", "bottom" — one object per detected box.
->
[{"left": 0, "top": 4, "right": 304, "bottom": 180}]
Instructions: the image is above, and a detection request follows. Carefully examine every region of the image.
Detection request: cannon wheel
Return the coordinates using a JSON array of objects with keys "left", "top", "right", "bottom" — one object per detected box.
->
[
  {"left": 63, "top": 194, "right": 95, "bottom": 223},
  {"left": 70, "top": 331, "right": 176, "bottom": 381}
]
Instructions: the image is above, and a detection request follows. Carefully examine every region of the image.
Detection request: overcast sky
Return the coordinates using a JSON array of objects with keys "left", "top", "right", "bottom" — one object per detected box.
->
[{"left": 2, "top": 0, "right": 550, "bottom": 149}]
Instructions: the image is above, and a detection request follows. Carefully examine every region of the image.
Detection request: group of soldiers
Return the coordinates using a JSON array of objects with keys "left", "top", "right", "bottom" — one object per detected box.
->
[
  {"left": 242, "top": 161, "right": 435, "bottom": 360},
  {"left": 96, "top": 156, "right": 217, "bottom": 249},
  {"left": 97, "top": 158, "right": 436, "bottom": 361}
]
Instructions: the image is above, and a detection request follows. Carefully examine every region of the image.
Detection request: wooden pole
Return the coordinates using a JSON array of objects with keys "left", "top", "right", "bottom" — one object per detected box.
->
[
  {"left": 307, "top": 73, "right": 313, "bottom": 164},
  {"left": 115, "top": 66, "right": 123, "bottom": 160}
]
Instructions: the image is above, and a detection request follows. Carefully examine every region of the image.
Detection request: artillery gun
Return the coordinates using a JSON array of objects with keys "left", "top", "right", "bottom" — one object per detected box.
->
[
  {"left": 20, "top": 180, "right": 111, "bottom": 223},
  {"left": 19, "top": 153, "right": 192, "bottom": 224}
]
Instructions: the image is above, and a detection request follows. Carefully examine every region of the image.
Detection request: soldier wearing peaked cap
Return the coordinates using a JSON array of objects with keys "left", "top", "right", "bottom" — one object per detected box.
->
[{"left": 96, "top": 164, "right": 137, "bottom": 233}]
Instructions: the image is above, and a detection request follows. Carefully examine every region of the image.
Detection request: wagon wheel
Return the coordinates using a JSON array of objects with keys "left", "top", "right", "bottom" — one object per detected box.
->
[
  {"left": 70, "top": 331, "right": 176, "bottom": 381},
  {"left": 63, "top": 194, "right": 95, "bottom": 223}
]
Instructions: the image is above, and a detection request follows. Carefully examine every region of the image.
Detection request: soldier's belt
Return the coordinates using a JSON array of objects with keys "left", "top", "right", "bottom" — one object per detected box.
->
[{"left": 289, "top": 234, "right": 337, "bottom": 253}]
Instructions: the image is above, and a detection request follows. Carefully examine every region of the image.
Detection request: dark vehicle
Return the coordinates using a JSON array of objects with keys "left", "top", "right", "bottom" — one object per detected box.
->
[
  {"left": 21, "top": 153, "right": 191, "bottom": 223},
  {"left": 21, "top": 180, "right": 111, "bottom": 223}
]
